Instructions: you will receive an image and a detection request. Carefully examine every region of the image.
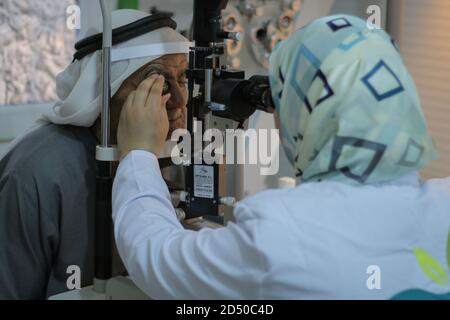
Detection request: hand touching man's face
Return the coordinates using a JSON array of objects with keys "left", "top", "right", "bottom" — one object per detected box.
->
[
  {"left": 99, "top": 53, "right": 188, "bottom": 144},
  {"left": 142, "top": 54, "right": 188, "bottom": 137}
]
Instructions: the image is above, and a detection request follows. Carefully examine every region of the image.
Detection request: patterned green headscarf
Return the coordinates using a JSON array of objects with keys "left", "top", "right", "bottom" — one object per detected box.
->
[{"left": 269, "top": 15, "right": 437, "bottom": 185}]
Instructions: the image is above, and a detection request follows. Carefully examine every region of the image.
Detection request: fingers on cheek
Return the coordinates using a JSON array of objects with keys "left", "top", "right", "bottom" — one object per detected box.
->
[
  {"left": 138, "top": 77, "right": 155, "bottom": 93},
  {"left": 150, "top": 78, "right": 164, "bottom": 100},
  {"left": 121, "top": 95, "right": 132, "bottom": 122},
  {"left": 126, "top": 92, "right": 137, "bottom": 119},
  {"left": 126, "top": 91, "right": 136, "bottom": 109},
  {"left": 150, "top": 91, "right": 162, "bottom": 104},
  {"left": 163, "top": 93, "right": 171, "bottom": 105}
]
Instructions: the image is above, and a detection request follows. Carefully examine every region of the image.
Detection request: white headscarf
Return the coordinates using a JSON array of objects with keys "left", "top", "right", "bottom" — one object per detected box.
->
[{"left": 1, "top": 9, "right": 190, "bottom": 159}]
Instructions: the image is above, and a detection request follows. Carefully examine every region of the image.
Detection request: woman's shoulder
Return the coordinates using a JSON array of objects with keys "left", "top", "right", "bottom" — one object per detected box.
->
[
  {"left": 233, "top": 177, "right": 424, "bottom": 221},
  {"left": 235, "top": 181, "right": 335, "bottom": 220},
  {"left": 239, "top": 179, "right": 353, "bottom": 205}
]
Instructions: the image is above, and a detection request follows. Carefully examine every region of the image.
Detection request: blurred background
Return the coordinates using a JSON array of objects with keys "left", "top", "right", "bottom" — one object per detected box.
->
[{"left": 0, "top": 0, "right": 449, "bottom": 196}]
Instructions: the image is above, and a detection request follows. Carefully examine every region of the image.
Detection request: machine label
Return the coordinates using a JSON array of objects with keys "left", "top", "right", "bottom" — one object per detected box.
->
[{"left": 194, "top": 165, "right": 214, "bottom": 199}]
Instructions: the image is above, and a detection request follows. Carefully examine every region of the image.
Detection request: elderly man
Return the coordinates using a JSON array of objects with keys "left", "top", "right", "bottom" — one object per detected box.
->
[{"left": 0, "top": 9, "right": 188, "bottom": 299}]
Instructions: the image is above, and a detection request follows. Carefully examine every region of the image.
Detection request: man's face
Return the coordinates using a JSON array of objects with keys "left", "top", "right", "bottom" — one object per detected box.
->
[{"left": 109, "top": 53, "right": 188, "bottom": 143}]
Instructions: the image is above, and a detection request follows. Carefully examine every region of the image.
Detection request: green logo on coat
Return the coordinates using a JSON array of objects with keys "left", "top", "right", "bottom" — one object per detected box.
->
[{"left": 392, "top": 229, "right": 450, "bottom": 300}]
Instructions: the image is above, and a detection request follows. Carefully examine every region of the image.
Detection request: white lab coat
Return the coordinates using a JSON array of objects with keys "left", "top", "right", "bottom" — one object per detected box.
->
[{"left": 112, "top": 150, "right": 450, "bottom": 299}]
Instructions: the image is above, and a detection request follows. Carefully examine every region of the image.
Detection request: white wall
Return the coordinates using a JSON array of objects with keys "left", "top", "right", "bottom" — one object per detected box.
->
[
  {"left": 0, "top": 0, "right": 76, "bottom": 105},
  {"left": 0, "top": 104, "right": 52, "bottom": 157},
  {"left": 390, "top": 0, "right": 450, "bottom": 179}
]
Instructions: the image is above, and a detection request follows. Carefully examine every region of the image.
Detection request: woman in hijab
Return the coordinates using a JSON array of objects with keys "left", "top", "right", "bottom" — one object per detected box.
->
[{"left": 113, "top": 15, "right": 450, "bottom": 299}]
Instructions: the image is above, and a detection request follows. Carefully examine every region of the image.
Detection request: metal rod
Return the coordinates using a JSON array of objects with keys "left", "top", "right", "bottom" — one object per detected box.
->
[
  {"left": 94, "top": 0, "right": 113, "bottom": 294},
  {"left": 100, "top": 0, "right": 112, "bottom": 148},
  {"left": 101, "top": 47, "right": 111, "bottom": 147},
  {"left": 205, "top": 68, "right": 212, "bottom": 103},
  {"left": 187, "top": 50, "right": 195, "bottom": 133}
]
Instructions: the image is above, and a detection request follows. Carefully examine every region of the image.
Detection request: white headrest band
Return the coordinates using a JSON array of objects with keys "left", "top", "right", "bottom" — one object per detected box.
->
[{"left": 111, "top": 41, "right": 193, "bottom": 62}]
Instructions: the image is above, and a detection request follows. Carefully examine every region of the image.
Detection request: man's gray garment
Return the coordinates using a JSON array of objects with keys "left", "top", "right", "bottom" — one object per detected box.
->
[
  {"left": 0, "top": 124, "right": 97, "bottom": 299},
  {"left": 0, "top": 123, "right": 186, "bottom": 299}
]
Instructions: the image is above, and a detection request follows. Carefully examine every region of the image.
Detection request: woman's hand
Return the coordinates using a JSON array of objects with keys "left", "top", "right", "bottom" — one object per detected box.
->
[{"left": 117, "top": 74, "right": 171, "bottom": 160}]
